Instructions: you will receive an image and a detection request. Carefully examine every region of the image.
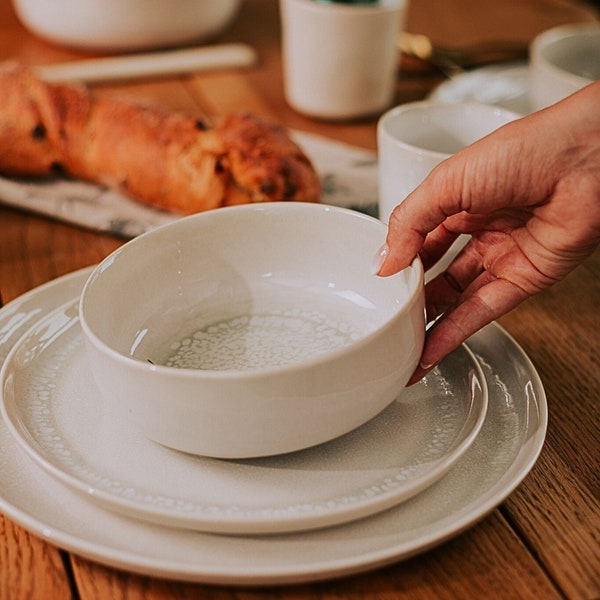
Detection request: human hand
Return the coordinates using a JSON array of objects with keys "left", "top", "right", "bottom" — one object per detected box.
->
[{"left": 375, "top": 81, "right": 600, "bottom": 384}]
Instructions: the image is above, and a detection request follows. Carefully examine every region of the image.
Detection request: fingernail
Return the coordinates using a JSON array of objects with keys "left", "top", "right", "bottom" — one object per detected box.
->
[
  {"left": 371, "top": 243, "right": 389, "bottom": 276},
  {"left": 419, "top": 360, "right": 436, "bottom": 370}
]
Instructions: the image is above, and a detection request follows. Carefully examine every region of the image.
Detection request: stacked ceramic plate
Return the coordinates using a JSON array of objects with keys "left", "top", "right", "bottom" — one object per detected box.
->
[{"left": 0, "top": 267, "right": 547, "bottom": 586}]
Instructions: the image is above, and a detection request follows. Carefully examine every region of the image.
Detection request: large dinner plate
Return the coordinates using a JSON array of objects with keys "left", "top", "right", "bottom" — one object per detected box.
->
[
  {"left": 0, "top": 298, "right": 487, "bottom": 535},
  {"left": 0, "top": 270, "right": 547, "bottom": 586}
]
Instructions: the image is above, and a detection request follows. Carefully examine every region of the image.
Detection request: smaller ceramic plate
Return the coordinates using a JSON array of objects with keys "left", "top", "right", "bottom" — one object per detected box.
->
[
  {"left": 430, "top": 62, "right": 531, "bottom": 115},
  {"left": 1, "top": 299, "right": 487, "bottom": 535}
]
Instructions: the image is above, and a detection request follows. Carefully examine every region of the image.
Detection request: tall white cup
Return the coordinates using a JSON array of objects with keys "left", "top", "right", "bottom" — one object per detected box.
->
[
  {"left": 377, "top": 101, "right": 519, "bottom": 223},
  {"left": 279, "top": 0, "right": 406, "bottom": 120}
]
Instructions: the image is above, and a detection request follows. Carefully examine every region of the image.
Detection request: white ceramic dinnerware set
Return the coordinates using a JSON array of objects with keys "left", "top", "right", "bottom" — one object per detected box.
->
[
  {"left": 2, "top": 202, "right": 488, "bottom": 529},
  {"left": 0, "top": 205, "right": 548, "bottom": 585}
]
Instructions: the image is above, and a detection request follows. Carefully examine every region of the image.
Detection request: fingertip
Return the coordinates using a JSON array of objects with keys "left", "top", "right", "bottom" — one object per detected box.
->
[
  {"left": 406, "top": 356, "right": 439, "bottom": 385},
  {"left": 407, "top": 366, "right": 428, "bottom": 386},
  {"left": 372, "top": 242, "right": 416, "bottom": 277},
  {"left": 370, "top": 243, "right": 389, "bottom": 276},
  {"left": 419, "top": 359, "right": 436, "bottom": 371}
]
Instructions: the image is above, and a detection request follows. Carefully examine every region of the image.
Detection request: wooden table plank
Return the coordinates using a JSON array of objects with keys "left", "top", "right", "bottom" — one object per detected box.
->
[
  {"left": 0, "top": 208, "right": 121, "bottom": 302},
  {"left": 68, "top": 513, "right": 560, "bottom": 600},
  {"left": 499, "top": 250, "right": 600, "bottom": 600},
  {"left": 405, "top": 0, "right": 599, "bottom": 47},
  {"left": 505, "top": 455, "right": 600, "bottom": 600},
  {"left": 0, "top": 516, "right": 74, "bottom": 600}
]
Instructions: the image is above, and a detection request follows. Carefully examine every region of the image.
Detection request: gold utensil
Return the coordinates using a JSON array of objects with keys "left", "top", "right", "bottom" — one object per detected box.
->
[{"left": 398, "top": 32, "right": 528, "bottom": 75}]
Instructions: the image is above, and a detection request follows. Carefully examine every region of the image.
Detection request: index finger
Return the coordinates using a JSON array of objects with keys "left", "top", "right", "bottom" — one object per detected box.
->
[{"left": 377, "top": 165, "right": 457, "bottom": 276}]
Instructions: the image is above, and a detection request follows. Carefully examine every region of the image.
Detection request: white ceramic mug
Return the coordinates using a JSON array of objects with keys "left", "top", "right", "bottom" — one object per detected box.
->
[
  {"left": 377, "top": 101, "right": 520, "bottom": 223},
  {"left": 279, "top": 0, "right": 406, "bottom": 120},
  {"left": 529, "top": 23, "right": 600, "bottom": 111}
]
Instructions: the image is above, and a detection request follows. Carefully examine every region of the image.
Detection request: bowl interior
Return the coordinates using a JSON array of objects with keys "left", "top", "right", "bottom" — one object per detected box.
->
[
  {"left": 81, "top": 204, "right": 421, "bottom": 373},
  {"left": 539, "top": 28, "right": 600, "bottom": 81},
  {"left": 381, "top": 102, "right": 518, "bottom": 156}
]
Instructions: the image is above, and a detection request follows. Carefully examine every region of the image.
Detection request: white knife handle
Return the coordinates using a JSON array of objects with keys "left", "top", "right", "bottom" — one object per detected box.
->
[{"left": 35, "top": 43, "right": 258, "bottom": 83}]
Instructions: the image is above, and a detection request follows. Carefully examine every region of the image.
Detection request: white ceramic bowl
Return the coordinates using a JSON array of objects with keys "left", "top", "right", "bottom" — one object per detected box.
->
[
  {"left": 12, "top": 0, "right": 242, "bottom": 52},
  {"left": 79, "top": 203, "right": 425, "bottom": 458},
  {"left": 529, "top": 23, "right": 600, "bottom": 111}
]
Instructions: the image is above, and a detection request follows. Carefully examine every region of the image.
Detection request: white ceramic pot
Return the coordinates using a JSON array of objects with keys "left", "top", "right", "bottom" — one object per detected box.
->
[{"left": 12, "top": 0, "right": 242, "bottom": 51}]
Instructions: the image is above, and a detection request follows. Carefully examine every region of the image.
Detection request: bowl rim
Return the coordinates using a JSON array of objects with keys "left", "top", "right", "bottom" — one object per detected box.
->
[
  {"left": 79, "top": 203, "right": 425, "bottom": 381},
  {"left": 530, "top": 22, "right": 600, "bottom": 85},
  {"left": 377, "top": 100, "right": 522, "bottom": 159}
]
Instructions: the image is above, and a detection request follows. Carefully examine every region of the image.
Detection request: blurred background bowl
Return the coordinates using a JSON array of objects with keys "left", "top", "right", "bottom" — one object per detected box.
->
[
  {"left": 12, "top": 0, "right": 242, "bottom": 52},
  {"left": 529, "top": 22, "right": 600, "bottom": 111}
]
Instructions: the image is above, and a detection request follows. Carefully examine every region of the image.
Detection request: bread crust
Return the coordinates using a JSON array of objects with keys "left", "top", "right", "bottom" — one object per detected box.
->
[{"left": 0, "top": 62, "right": 321, "bottom": 214}]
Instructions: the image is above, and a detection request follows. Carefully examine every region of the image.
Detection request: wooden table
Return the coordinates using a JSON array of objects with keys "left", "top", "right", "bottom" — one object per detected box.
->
[{"left": 1, "top": 0, "right": 599, "bottom": 598}]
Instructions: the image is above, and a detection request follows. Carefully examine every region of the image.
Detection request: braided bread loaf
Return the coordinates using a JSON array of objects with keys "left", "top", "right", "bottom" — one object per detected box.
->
[{"left": 0, "top": 62, "right": 321, "bottom": 214}]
